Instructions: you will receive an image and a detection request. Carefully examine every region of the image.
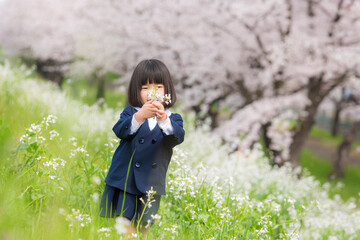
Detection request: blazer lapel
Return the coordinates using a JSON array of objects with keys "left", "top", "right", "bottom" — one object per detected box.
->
[{"left": 138, "top": 118, "right": 161, "bottom": 138}]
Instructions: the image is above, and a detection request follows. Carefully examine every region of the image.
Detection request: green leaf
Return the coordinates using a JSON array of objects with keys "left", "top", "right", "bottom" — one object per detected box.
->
[
  {"left": 17, "top": 143, "right": 29, "bottom": 151},
  {"left": 198, "top": 213, "right": 210, "bottom": 223}
]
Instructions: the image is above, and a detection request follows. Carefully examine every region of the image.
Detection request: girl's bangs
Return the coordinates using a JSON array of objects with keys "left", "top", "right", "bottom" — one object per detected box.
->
[{"left": 140, "top": 66, "right": 165, "bottom": 86}]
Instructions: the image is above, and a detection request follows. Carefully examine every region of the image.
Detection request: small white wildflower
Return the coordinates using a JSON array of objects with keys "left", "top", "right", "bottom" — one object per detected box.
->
[
  {"left": 38, "top": 136, "right": 46, "bottom": 143},
  {"left": 148, "top": 87, "right": 171, "bottom": 105},
  {"left": 69, "top": 137, "right": 78, "bottom": 147},
  {"left": 45, "top": 114, "right": 57, "bottom": 126},
  {"left": 49, "top": 130, "right": 59, "bottom": 140},
  {"left": 98, "top": 227, "right": 111, "bottom": 233},
  {"left": 145, "top": 219, "right": 151, "bottom": 229},
  {"left": 59, "top": 208, "right": 65, "bottom": 215},
  {"left": 91, "top": 176, "right": 101, "bottom": 185},
  {"left": 43, "top": 161, "right": 52, "bottom": 167},
  {"left": 151, "top": 214, "right": 161, "bottom": 220},
  {"left": 92, "top": 193, "right": 99, "bottom": 202},
  {"left": 114, "top": 217, "right": 130, "bottom": 235}
]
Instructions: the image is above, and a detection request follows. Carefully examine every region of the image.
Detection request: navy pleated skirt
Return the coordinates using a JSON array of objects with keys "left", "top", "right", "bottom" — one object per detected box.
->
[{"left": 99, "top": 184, "right": 161, "bottom": 224}]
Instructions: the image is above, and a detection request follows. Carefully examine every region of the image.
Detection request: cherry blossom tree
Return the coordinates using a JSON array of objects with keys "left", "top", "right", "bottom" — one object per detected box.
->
[
  {"left": 0, "top": 0, "right": 79, "bottom": 87},
  {"left": 0, "top": 0, "right": 359, "bottom": 168},
  {"left": 213, "top": 0, "right": 360, "bottom": 167},
  {"left": 327, "top": 79, "right": 360, "bottom": 178}
]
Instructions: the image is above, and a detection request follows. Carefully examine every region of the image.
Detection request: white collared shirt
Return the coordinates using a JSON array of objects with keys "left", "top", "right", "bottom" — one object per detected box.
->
[{"left": 130, "top": 107, "right": 174, "bottom": 135}]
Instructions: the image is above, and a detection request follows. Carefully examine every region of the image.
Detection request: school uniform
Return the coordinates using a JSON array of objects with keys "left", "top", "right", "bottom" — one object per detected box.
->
[{"left": 99, "top": 105, "right": 185, "bottom": 222}]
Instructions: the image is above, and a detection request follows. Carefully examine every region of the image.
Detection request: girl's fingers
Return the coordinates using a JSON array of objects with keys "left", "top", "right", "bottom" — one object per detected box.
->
[
  {"left": 152, "top": 102, "right": 160, "bottom": 108},
  {"left": 144, "top": 104, "right": 157, "bottom": 111},
  {"left": 156, "top": 110, "right": 166, "bottom": 119},
  {"left": 152, "top": 101, "right": 164, "bottom": 110},
  {"left": 156, "top": 109, "right": 165, "bottom": 114}
]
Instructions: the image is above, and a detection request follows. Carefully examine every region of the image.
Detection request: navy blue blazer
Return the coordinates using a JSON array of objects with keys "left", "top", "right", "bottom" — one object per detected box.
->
[{"left": 104, "top": 106, "right": 185, "bottom": 195}]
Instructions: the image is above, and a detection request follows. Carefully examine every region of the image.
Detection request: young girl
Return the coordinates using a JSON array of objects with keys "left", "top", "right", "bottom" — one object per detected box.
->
[{"left": 99, "top": 59, "right": 185, "bottom": 237}]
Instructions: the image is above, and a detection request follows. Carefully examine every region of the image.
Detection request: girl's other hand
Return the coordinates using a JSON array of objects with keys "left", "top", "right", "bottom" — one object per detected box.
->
[
  {"left": 134, "top": 101, "right": 157, "bottom": 123},
  {"left": 152, "top": 101, "right": 167, "bottom": 121}
]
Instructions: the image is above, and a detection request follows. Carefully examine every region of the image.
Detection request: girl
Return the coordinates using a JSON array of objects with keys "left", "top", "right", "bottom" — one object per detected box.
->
[{"left": 99, "top": 59, "right": 185, "bottom": 237}]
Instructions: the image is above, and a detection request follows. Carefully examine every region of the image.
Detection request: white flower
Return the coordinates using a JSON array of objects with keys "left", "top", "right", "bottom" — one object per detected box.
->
[
  {"left": 147, "top": 87, "right": 171, "bottom": 105},
  {"left": 114, "top": 217, "right": 130, "bottom": 235},
  {"left": 91, "top": 176, "right": 101, "bottom": 185},
  {"left": 45, "top": 114, "right": 57, "bottom": 126},
  {"left": 37, "top": 136, "right": 46, "bottom": 143},
  {"left": 58, "top": 208, "right": 65, "bottom": 215},
  {"left": 69, "top": 137, "right": 78, "bottom": 147},
  {"left": 98, "top": 227, "right": 111, "bottom": 233},
  {"left": 151, "top": 214, "right": 161, "bottom": 220},
  {"left": 92, "top": 193, "right": 99, "bottom": 202},
  {"left": 69, "top": 146, "right": 88, "bottom": 158},
  {"left": 49, "top": 130, "right": 59, "bottom": 140}
]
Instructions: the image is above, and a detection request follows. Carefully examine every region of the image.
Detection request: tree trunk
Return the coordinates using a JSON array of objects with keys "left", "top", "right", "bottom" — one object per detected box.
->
[
  {"left": 331, "top": 102, "right": 342, "bottom": 136},
  {"left": 35, "top": 58, "right": 68, "bottom": 89},
  {"left": 288, "top": 75, "right": 325, "bottom": 168},
  {"left": 329, "top": 120, "right": 360, "bottom": 179},
  {"left": 331, "top": 87, "right": 346, "bottom": 137},
  {"left": 96, "top": 74, "right": 106, "bottom": 101},
  {"left": 208, "top": 109, "right": 219, "bottom": 129},
  {"left": 288, "top": 104, "right": 318, "bottom": 168},
  {"left": 262, "top": 122, "right": 282, "bottom": 166}
]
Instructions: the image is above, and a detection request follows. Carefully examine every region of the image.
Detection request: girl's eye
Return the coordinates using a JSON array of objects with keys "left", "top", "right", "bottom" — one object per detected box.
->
[{"left": 157, "top": 86, "right": 162, "bottom": 89}]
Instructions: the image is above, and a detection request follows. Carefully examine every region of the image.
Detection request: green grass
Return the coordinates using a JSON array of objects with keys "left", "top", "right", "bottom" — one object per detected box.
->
[
  {"left": 305, "top": 126, "right": 360, "bottom": 204},
  {"left": 65, "top": 75, "right": 360, "bottom": 208},
  {"left": 62, "top": 77, "right": 127, "bottom": 109},
  {"left": 0, "top": 62, "right": 296, "bottom": 239},
  {"left": 310, "top": 126, "right": 360, "bottom": 148},
  {"left": 258, "top": 125, "right": 360, "bottom": 206},
  {"left": 2, "top": 60, "right": 360, "bottom": 239},
  {"left": 0, "top": 85, "right": 300, "bottom": 239},
  {"left": 301, "top": 148, "right": 360, "bottom": 205}
]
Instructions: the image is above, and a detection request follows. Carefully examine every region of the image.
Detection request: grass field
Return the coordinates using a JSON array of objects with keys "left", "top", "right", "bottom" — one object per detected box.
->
[
  {"left": 1, "top": 60, "right": 360, "bottom": 239},
  {"left": 302, "top": 127, "right": 360, "bottom": 205}
]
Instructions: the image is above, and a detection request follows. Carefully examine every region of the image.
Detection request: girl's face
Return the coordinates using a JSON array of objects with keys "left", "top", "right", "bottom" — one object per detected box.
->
[{"left": 140, "top": 83, "right": 165, "bottom": 104}]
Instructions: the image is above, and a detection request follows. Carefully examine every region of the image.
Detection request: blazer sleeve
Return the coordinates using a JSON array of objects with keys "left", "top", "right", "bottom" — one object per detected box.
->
[
  {"left": 162, "top": 113, "right": 185, "bottom": 148},
  {"left": 112, "top": 106, "right": 137, "bottom": 141}
]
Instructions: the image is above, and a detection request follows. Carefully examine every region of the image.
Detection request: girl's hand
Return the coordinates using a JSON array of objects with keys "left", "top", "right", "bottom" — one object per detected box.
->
[
  {"left": 134, "top": 101, "right": 157, "bottom": 123},
  {"left": 152, "top": 101, "right": 167, "bottom": 122}
]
